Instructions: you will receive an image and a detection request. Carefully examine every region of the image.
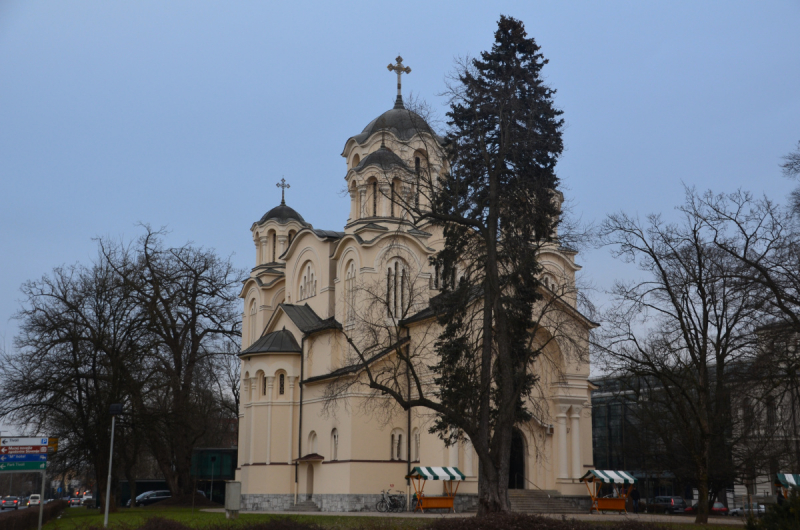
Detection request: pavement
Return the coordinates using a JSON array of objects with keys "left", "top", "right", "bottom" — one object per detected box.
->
[{"left": 201, "top": 508, "right": 745, "bottom": 525}]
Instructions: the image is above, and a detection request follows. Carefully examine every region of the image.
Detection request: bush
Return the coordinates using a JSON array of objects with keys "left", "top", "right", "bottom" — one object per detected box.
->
[
  {"left": 1, "top": 500, "right": 69, "bottom": 530},
  {"left": 424, "top": 513, "right": 669, "bottom": 530},
  {"left": 746, "top": 492, "right": 800, "bottom": 530}
]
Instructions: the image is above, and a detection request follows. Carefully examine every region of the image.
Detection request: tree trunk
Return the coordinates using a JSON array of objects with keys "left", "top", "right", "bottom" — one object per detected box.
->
[
  {"left": 477, "top": 457, "right": 509, "bottom": 514},
  {"left": 695, "top": 471, "right": 710, "bottom": 524}
]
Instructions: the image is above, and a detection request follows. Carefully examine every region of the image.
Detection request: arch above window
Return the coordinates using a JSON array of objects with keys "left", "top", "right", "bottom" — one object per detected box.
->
[
  {"left": 298, "top": 261, "right": 317, "bottom": 301},
  {"left": 390, "top": 428, "right": 405, "bottom": 461},
  {"left": 330, "top": 428, "right": 339, "bottom": 461}
]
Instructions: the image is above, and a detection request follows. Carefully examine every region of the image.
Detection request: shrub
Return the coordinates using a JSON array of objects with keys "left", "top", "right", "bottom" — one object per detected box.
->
[
  {"left": 1, "top": 500, "right": 69, "bottom": 530},
  {"left": 746, "top": 492, "right": 800, "bottom": 530},
  {"left": 424, "top": 513, "right": 669, "bottom": 530}
]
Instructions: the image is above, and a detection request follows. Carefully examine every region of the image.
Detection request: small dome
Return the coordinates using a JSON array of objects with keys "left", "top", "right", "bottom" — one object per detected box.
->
[
  {"left": 257, "top": 202, "right": 308, "bottom": 226},
  {"left": 355, "top": 146, "right": 409, "bottom": 172}
]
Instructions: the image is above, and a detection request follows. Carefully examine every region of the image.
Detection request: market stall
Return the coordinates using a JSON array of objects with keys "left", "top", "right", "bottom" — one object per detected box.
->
[
  {"left": 405, "top": 466, "right": 465, "bottom": 513},
  {"left": 580, "top": 470, "right": 638, "bottom": 514},
  {"left": 775, "top": 473, "right": 800, "bottom": 498}
]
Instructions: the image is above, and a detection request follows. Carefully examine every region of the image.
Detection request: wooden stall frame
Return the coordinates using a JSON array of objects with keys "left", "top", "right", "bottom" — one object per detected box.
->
[
  {"left": 583, "top": 477, "right": 630, "bottom": 514},
  {"left": 408, "top": 474, "right": 461, "bottom": 513}
]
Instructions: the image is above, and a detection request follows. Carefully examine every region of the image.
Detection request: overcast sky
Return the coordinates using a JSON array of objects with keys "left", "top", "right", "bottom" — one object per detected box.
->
[{"left": 1, "top": 1, "right": 799, "bottom": 354}]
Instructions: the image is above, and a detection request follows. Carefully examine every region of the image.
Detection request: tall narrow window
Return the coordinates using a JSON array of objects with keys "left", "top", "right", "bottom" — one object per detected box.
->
[
  {"left": 249, "top": 300, "right": 257, "bottom": 344},
  {"left": 400, "top": 268, "right": 405, "bottom": 314},
  {"left": 345, "top": 262, "right": 356, "bottom": 323},
  {"left": 262, "top": 377, "right": 267, "bottom": 396},
  {"left": 372, "top": 182, "right": 377, "bottom": 216},
  {"left": 415, "top": 157, "right": 421, "bottom": 209},
  {"left": 387, "top": 268, "right": 393, "bottom": 317},
  {"left": 279, "top": 374, "right": 285, "bottom": 395},
  {"left": 272, "top": 233, "right": 277, "bottom": 262},
  {"left": 331, "top": 429, "right": 339, "bottom": 461},
  {"left": 390, "top": 182, "right": 395, "bottom": 217}
]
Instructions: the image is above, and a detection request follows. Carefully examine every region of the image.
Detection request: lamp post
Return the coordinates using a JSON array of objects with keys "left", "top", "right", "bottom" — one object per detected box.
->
[
  {"left": 210, "top": 456, "right": 217, "bottom": 503},
  {"left": 104, "top": 404, "right": 123, "bottom": 528}
]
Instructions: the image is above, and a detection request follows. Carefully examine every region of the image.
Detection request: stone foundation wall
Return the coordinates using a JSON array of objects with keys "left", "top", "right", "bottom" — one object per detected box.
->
[
  {"left": 242, "top": 493, "right": 480, "bottom": 513},
  {"left": 559, "top": 495, "right": 592, "bottom": 512}
]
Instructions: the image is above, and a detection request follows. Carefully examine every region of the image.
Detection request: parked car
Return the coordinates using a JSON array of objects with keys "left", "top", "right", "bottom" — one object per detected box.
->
[
  {"left": 81, "top": 494, "right": 93, "bottom": 506},
  {"left": 729, "top": 503, "right": 765, "bottom": 517},
  {"left": 28, "top": 494, "right": 41, "bottom": 506},
  {"left": 127, "top": 490, "right": 171, "bottom": 507},
  {"left": 69, "top": 498, "right": 83, "bottom": 507},
  {"left": 1, "top": 496, "right": 21, "bottom": 510},
  {"left": 648, "top": 496, "right": 687, "bottom": 514},
  {"left": 684, "top": 502, "right": 729, "bottom": 515}
]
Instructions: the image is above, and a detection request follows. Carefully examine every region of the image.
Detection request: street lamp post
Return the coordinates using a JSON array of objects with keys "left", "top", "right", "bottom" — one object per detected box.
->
[
  {"left": 210, "top": 456, "right": 217, "bottom": 504},
  {"left": 104, "top": 404, "right": 123, "bottom": 528}
]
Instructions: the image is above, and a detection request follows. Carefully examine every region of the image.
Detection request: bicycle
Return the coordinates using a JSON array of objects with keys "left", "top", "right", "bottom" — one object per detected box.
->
[{"left": 376, "top": 489, "right": 406, "bottom": 512}]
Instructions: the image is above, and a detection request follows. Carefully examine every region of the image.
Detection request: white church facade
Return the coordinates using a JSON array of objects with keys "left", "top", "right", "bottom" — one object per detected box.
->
[{"left": 235, "top": 61, "right": 595, "bottom": 512}]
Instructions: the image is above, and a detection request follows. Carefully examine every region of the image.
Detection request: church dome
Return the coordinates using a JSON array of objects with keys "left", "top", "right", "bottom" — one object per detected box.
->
[
  {"left": 355, "top": 146, "right": 409, "bottom": 172},
  {"left": 348, "top": 98, "right": 442, "bottom": 146},
  {"left": 257, "top": 202, "right": 308, "bottom": 226}
]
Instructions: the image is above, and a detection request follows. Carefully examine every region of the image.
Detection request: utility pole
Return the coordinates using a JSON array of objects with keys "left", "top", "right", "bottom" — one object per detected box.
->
[{"left": 104, "top": 404, "right": 123, "bottom": 528}]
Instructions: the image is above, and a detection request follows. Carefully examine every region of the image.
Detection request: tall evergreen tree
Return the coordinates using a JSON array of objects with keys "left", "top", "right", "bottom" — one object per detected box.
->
[{"left": 427, "top": 15, "right": 565, "bottom": 512}]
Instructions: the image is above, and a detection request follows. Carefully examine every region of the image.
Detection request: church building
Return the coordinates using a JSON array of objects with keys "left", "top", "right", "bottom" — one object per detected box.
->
[{"left": 236, "top": 58, "right": 595, "bottom": 512}]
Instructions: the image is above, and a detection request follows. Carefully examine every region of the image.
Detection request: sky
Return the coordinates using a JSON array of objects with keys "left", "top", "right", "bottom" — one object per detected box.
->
[{"left": 1, "top": 0, "right": 799, "bottom": 354}]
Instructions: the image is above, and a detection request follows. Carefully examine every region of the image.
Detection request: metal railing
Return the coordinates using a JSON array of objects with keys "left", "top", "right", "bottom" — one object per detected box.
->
[{"left": 512, "top": 474, "right": 549, "bottom": 495}]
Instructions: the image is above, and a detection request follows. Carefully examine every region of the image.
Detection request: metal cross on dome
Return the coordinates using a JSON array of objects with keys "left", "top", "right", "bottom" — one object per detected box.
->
[
  {"left": 276, "top": 177, "right": 290, "bottom": 204},
  {"left": 387, "top": 56, "right": 411, "bottom": 108}
]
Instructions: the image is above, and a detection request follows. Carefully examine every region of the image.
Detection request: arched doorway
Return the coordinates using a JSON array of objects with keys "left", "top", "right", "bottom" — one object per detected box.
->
[
  {"left": 509, "top": 429, "right": 526, "bottom": 489},
  {"left": 306, "top": 465, "right": 314, "bottom": 500}
]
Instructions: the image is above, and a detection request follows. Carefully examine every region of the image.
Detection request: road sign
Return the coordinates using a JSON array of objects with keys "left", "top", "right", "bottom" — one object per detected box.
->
[
  {"left": 0, "top": 445, "right": 48, "bottom": 455},
  {"left": 48, "top": 437, "right": 59, "bottom": 454},
  {"left": 0, "top": 461, "right": 48, "bottom": 472},
  {"left": 0, "top": 454, "right": 48, "bottom": 462},
  {"left": 0, "top": 437, "right": 48, "bottom": 446}
]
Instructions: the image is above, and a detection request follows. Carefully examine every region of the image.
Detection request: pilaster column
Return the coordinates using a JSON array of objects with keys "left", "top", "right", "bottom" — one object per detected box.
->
[
  {"left": 358, "top": 187, "right": 367, "bottom": 218},
  {"left": 449, "top": 430, "right": 458, "bottom": 467},
  {"left": 287, "top": 376, "right": 296, "bottom": 464},
  {"left": 259, "top": 236, "right": 269, "bottom": 263},
  {"left": 463, "top": 438, "right": 474, "bottom": 477},
  {"left": 248, "top": 378, "right": 256, "bottom": 464},
  {"left": 348, "top": 187, "right": 357, "bottom": 222},
  {"left": 266, "top": 376, "right": 274, "bottom": 464},
  {"left": 277, "top": 235, "right": 288, "bottom": 259},
  {"left": 556, "top": 405, "right": 569, "bottom": 479},
  {"left": 570, "top": 406, "right": 583, "bottom": 479},
  {"left": 379, "top": 184, "right": 391, "bottom": 217},
  {"left": 253, "top": 240, "right": 260, "bottom": 267}
]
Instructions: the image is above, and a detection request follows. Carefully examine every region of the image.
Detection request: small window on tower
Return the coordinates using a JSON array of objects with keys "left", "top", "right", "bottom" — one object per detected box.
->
[{"left": 279, "top": 373, "right": 285, "bottom": 395}]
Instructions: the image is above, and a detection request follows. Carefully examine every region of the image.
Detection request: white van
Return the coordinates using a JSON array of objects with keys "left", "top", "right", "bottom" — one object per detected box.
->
[{"left": 28, "top": 495, "right": 41, "bottom": 506}]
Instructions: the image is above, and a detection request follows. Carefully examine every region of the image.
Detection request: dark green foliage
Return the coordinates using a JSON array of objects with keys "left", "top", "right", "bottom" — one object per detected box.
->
[
  {"left": 1, "top": 500, "right": 68, "bottom": 530},
  {"left": 427, "top": 15, "right": 564, "bottom": 512},
  {"left": 746, "top": 493, "right": 800, "bottom": 530}
]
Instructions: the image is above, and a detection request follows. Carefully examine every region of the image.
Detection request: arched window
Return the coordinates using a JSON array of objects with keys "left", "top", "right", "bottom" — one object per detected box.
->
[
  {"left": 308, "top": 431, "right": 318, "bottom": 454},
  {"left": 249, "top": 299, "right": 257, "bottom": 344},
  {"left": 279, "top": 373, "right": 285, "bottom": 395},
  {"left": 299, "top": 262, "right": 317, "bottom": 301},
  {"left": 390, "top": 428, "right": 404, "bottom": 461},
  {"left": 272, "top": 232, "right": 277, "bottom": 262},
  {"left": 345, "top": 261, "right": 356, "bottom": 324},
  {"left": 415, "top": 157, "right": 421, "bottom": 209},
  {"left": 411, "top": 428, "right": 420, "bottom": 462},
  {"left": 330, "top": 428, "right": 339, "bottom": 461},
  {"left": 386, "top": 259, "right": 408, "bottom": 318}
]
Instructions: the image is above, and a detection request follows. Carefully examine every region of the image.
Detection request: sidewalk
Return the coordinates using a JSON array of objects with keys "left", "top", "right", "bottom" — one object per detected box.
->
[{"left": 202, "top": 508, "right": 745, "bottom": 525}]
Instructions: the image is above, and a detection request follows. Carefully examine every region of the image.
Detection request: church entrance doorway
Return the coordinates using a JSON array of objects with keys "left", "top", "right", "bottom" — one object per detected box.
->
[
  {"left": 509, "top": 429, "right": 526, "bottom": 489},
  {"left": 306, "top": 465, "right": 314, "bottom": 500}
]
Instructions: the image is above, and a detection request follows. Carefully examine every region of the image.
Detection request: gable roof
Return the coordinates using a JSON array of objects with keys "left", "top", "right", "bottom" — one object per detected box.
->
[
  {"left": 279, "top": 303, "right": 343, "bottom": 335},
  {"left": 240, "top": 328, "right": 301, "bottom": 356}
]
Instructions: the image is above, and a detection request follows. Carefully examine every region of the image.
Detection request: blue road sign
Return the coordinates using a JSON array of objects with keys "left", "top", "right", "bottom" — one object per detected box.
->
[{"left": 0, "top": 453, "right": 48, "bottom": 462}]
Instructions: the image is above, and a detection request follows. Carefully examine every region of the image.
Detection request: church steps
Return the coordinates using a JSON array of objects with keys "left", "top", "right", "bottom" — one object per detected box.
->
[
  {"left": 286, "top": 500, "right": 321, "bottom": 512},
  {"left": 507, "top": 489, "right": 586, "bottom": 514}
]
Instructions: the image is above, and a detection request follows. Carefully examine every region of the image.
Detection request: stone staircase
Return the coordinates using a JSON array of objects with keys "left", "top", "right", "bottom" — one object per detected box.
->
[
  {"left": 508, "top": 489, "right": 585, "bottom": 514},
  {"left": 286, "top": 500, "right": 320, "bottom": 512}
]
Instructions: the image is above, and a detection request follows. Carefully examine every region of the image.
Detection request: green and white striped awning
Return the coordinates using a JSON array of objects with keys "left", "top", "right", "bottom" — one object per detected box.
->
[
  {"left": 407, "top": 466, "right": 465, "bottom": 481},
  {"left": 580, "top": 470, "right": 638, "bottom": 485},
  {"left": 776, "top": 473, "right": 800, "bottom": 490}
]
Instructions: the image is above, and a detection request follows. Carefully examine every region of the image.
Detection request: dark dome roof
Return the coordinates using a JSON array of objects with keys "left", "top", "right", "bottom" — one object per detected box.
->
[
  {"left": 349, "top": 98, "right": 441, "bottom": 146},
  {"left": 355, "top": 146, "right": 409, "bottom": 172},
  {"left": 257, "top": 202, "right": 308, "bottom": 226}
]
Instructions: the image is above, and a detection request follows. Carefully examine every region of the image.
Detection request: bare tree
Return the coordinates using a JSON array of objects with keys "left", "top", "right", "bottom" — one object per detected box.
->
[
  {"left": 0, "top": 257, "right": 151, "bottom": 510},
  {"left": 781, "top": 141, "right": 800, "bottom": 215},
  {"left": 596, "top": 189, "right": 777, "bottom": 523},
  {"left": 99, "top": 226, "right": 243, "bottom": 496}
]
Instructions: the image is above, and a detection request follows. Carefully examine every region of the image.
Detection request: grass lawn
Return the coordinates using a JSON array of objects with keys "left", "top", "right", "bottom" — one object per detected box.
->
[{"left": 42, "top": 506, "right": 746, "bottom": 530}]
